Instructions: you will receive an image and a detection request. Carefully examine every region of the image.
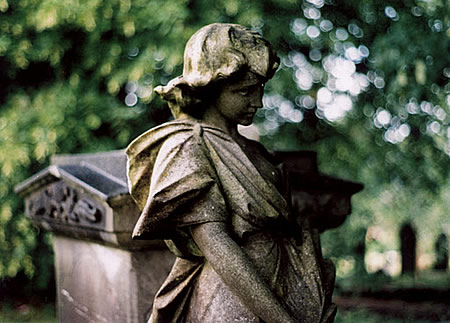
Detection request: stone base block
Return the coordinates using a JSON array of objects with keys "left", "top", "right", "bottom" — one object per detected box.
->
[{"left": 53, "top": 235, "right": 174, "bottom": 323}]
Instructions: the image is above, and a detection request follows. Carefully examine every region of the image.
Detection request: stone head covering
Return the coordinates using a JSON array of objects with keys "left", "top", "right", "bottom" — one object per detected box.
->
[{"left": 155, "top": 23, "right": 279, "bottom": 107}]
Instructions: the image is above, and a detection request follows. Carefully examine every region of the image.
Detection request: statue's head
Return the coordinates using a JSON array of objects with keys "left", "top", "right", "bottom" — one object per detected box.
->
[{"left": 155, "top": 23, "right": 279, "bottom": 118}]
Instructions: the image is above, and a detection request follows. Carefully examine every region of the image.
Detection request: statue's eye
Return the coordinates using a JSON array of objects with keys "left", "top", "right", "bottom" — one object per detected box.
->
[{"left": 238, "top": 88, "right": 249, "bottom": 96}]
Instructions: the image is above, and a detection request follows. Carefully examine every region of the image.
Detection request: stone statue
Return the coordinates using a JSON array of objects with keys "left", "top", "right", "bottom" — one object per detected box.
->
[{"left": 126, "top": 23, "right": 336, "bottom": 323}]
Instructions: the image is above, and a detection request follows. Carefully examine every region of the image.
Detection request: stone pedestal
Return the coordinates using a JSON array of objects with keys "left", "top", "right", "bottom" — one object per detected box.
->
[
  {"left": 15, "top": 150, "right": 175, "bottom": 323},
  {"left": 53, "top": 236, "right": 173, "bottom": 323}
]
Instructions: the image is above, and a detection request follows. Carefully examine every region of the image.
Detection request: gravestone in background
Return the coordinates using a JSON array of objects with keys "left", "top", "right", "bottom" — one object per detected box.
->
[
  {"left": 15, "top": 150, "right": 175, "bottom": 323},
  {"left": 434, "top": 233, "right": 449, "bottom": 271},
  {"left": 400, "top": 222, "right": 417, "bottom": 275}
]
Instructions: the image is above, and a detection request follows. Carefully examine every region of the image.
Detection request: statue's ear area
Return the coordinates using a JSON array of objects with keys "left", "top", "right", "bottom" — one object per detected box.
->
[
  {"left": 154, "top": 77, "right": 194, "bottom": 106},
  {"left": 154, "top": 76, "right": 184, "bottom": 102},
  {"left": 175, "top": 83, "right": 203, "bottom": 109},
  {"left": 154, "top": 79, "right": 204, "bottom": 118}
]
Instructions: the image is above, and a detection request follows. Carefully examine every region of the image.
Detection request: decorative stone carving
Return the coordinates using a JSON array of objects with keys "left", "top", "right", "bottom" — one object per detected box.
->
[
  {"left": 15, "top": 151, "right": 159, "bottom": 248},
  {"left": 28, "top": 181, "right": 105, "bottom": 227}
]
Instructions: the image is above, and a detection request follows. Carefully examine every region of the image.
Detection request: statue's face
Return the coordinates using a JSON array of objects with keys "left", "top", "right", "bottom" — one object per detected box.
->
[{"left": 213, "top": 71, "right": 265, "bottom": 126}]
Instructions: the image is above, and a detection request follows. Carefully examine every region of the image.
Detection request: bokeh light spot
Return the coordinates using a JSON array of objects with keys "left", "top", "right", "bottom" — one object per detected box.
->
[
  {"left": 358, "top": 45, "right": 370, "bottom": 58},
  {"left": 375, "top": 109, "right": 391, "bottom": 128},
  {"left": 317, "top": 87, "right": 332, "bottom": 104},
  {"left": 320, "top": 20, "right": 333, "bottom": 32},
  {"left": 428, "top": 121, "right": 441, "bottom": 134},
  {"left": 306, "top": 25, "right": 321, "bottom": 39},
  {"left": 304, "top": 7, "right": 321, "bottom": 20},
  {"left": 309, "top": 49, "right": 322, "bottom": 61},
  {"left": 335, "top": 28, "right": 348, "bottom": 41},
  {"left": 385, "top": 6, "right": 399, "bottom": 20},
  {"left": 306, "top": 0, "right": 324, "bottom": 8},
  {"left": 374, "top": 77, "right": 385, "bottom": 89},
  {"left": 296, "top": 95, "right": 315, "bottom": 109},
  {"left": 291, "top": 18, "right": 307, "bottom": 35},
  {"left": 125, "top": 93, "right": 138, "bottom": 107},
  {"left": 295, "top": 70, "right": 313, "bottom": 90},
  {"left": 411, "top": 6, "right": 423, "bottom": 17}
]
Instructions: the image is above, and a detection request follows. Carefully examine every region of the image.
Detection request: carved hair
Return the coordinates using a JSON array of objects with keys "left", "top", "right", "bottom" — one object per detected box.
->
[{"left": 154, "top": 23, "right": 280, "bottom": 118}]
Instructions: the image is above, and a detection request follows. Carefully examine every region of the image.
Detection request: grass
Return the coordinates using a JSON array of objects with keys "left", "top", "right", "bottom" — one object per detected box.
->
[
  {"left": 0, "top": 303, "right": 56, "bottom": 323},
  {"left": 335, "top": 308, "right": 430, "bottom": 323},
  {"left": 1, "top": 271, "right": 448, "bottom": 323},
  {"left": 0, "top": 303, "right": 440, "bottom": 323}
]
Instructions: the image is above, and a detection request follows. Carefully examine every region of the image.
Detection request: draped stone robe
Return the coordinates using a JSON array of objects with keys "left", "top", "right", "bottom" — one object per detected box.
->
[{"left": 126, "top": 120, "right": 336, "bottom": 323}]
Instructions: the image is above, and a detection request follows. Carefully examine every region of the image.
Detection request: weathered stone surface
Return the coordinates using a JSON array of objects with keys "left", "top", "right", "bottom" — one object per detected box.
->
[
  {"left": 52, "top": 149, "right": 129, "bottom": 184},
  {"left": 53, "top": 236, "right": 173, "bottom": 323}
]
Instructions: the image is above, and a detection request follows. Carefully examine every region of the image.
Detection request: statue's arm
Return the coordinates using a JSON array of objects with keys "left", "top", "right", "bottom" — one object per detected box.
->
[{"left": 191, "top": 222, "right": 297, "bottom": 323}]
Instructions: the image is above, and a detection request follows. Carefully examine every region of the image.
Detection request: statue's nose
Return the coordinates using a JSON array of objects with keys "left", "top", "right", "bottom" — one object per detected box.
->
[{"left": 250, "top": 87, "right": 264, "bottom": 109}]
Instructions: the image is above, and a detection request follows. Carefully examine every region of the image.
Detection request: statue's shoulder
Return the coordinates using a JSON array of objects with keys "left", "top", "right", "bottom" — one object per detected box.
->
[
  {"left": 126, "top": 118, "right": 236, "bottom": 164},
  {"left": 126, "top": 120, "right": 196, "bottom": 157}
]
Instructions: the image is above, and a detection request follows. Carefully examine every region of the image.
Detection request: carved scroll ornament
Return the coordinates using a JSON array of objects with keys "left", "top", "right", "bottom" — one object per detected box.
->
[{"left": 27, "top": 180, "right": 104, "bottom": 228}]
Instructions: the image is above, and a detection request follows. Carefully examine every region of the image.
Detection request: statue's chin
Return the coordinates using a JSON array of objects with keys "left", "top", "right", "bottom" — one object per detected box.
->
[{"left": 239, "top": 118, "right": 254, "bottom": 126}]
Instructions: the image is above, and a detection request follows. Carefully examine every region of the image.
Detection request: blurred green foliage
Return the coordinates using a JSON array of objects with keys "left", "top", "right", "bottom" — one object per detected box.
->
[{"left": 0, "top": 0, "right": 448, "bottom": 294}]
